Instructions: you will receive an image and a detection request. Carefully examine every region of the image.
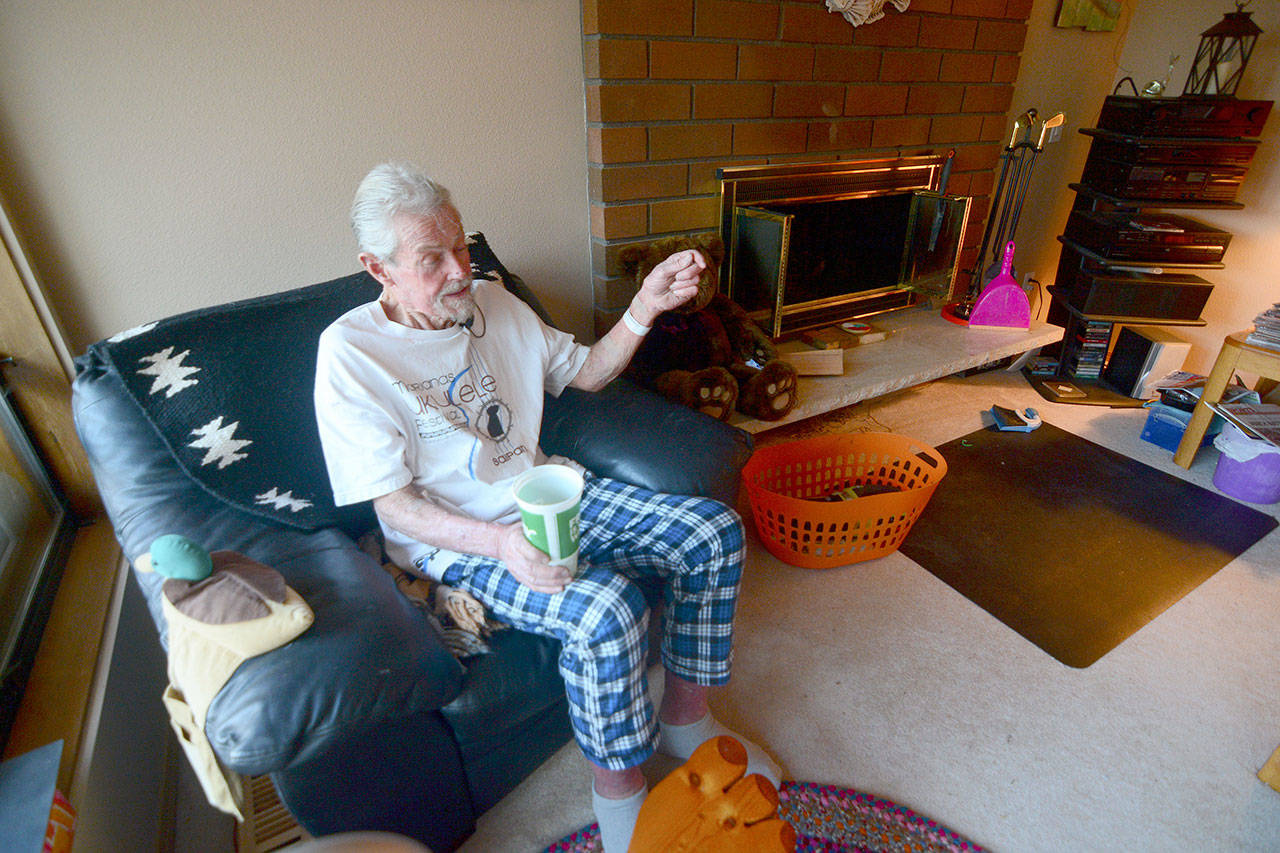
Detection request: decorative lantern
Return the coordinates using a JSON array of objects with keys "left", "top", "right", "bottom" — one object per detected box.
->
[{"left": 1183, "top": 2, "right": 1262, "bottom": 97}]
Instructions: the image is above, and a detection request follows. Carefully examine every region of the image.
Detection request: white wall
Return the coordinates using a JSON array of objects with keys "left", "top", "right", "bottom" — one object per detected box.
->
[
  {"left": 0, "top": 1, "right": 592, "bottom": 348},
  {"left": 1011, "top": 0, "right": 1280, "bottom": 375}
]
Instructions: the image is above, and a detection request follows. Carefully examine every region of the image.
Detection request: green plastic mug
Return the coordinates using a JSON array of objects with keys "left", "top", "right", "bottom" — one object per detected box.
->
[{"left": 512, "top": 464, "right": 583, "bottom": 574}]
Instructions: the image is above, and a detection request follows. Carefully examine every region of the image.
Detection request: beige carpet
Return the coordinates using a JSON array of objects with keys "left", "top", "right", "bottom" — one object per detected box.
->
[{"left": 459, "top": 370, "right": 1280, "bottom": 853}]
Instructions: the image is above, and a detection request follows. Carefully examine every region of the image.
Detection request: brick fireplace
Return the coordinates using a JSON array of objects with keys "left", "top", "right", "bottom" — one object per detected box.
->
[{"left": 581, "top": 0, "right": 1030, "bottom": 336}]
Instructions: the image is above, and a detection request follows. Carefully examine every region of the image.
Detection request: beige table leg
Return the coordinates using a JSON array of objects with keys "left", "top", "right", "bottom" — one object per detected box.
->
[{"left": 1173, "top": 337, "right": 1241, "bottom": 469}]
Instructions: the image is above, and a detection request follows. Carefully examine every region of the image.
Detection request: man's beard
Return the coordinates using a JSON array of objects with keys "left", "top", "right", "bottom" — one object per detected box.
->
[{"left": 435, "top": 278, "right": 477, "bottom": 327}]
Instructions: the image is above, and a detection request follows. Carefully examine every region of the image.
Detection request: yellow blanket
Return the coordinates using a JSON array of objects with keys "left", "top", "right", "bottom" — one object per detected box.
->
[{"left": 138, "top": 550, "right": 313, "bottom": 819}]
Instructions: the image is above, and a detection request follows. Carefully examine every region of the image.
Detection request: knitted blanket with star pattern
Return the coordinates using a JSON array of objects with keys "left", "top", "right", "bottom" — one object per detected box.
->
[{"left": 86, "top": 232, "right": 522, "bottom": 531}]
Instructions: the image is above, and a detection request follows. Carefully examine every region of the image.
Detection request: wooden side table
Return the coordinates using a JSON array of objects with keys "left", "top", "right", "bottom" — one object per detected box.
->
[{"left": 1173, "top": 331, "right": 1280, "bottom": 468}]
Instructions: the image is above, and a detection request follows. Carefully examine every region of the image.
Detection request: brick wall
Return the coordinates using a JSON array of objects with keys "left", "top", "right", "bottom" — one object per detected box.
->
[{"left": 582, "top": 0, "right": 1031, "bottom": 336}]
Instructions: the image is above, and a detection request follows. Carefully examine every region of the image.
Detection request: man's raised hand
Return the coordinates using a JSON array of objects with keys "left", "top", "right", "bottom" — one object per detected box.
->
[{"left": 633, "top": 249, "right": 706, "bottom": 323}]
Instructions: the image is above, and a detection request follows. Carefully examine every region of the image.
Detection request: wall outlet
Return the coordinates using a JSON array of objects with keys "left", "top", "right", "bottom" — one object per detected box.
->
[{"left": 1021, "top": 272, "right": 1036, "bottom": 292}]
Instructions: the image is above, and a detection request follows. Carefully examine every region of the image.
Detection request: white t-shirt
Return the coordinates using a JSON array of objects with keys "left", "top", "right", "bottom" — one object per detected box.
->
[{"left": 314, "top": 281, "right": 589, "bottom": 577}]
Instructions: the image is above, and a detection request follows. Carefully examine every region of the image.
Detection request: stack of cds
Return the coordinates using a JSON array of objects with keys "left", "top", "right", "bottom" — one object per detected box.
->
[
  {"left": 1246, "top": 303, "right": 1280, "bottom": 352},
  {"left": 1066, "top": 320, "right": 1112, "bottom": 379}
]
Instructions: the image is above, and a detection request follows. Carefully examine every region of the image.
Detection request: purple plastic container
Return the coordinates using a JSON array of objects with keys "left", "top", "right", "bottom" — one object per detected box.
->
[{"left": 1214, "top": 445, "right": 1280, "bottom": 504}]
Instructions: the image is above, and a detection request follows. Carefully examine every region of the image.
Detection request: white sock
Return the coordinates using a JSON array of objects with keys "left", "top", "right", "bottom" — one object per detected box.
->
[
  {"left": 592, "top": 785, "right": 647, "bottom": 853},
  {"left": 656, "top": 713, "right": 784, "bottom": 787}
]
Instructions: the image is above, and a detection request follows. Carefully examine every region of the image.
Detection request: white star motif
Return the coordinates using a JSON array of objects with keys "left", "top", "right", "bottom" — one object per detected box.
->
[
  {"left": 108, "top": 321, "right": 158, "bottom": 342},
  {"left": 188, "top": 416, "right": 252, "bottom": 469},
  {"left": 137, "top": 346, "right": 201, "bottom": 398},
  {"left": 254, "top": 488, "right": 313, "bottom": 513},
  {"left": 470, "top": 262, "right": 501, "bottom": 284}
]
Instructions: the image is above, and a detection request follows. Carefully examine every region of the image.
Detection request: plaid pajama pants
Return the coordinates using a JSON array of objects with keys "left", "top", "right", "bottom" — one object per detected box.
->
[{"left": 438, "top": 472, "right": 745, "bottom": 770}]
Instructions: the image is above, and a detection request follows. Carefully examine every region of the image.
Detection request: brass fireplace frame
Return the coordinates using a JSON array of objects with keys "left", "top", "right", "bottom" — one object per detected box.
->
[{"left": 717, "top": 155, "right": 970, "bottom": 338}]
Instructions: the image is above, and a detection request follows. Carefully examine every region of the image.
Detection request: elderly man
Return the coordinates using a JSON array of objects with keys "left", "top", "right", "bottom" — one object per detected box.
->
[{"left": 314, "top": 162, "right": 780, "bottom": 851}]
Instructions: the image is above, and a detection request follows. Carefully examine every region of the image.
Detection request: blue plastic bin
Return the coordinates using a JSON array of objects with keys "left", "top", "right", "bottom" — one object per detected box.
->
[{"left": 1140, "top": 402, "right": 1221, "bottom": 453}]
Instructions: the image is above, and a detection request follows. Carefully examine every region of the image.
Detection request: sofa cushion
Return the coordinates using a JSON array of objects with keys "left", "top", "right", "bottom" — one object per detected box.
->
[
  {"left": 440, "top": 628, "right": 566, "bottom": 751},
  {"left": 85, "top": 232, "right": 529, "bottom": 533}
]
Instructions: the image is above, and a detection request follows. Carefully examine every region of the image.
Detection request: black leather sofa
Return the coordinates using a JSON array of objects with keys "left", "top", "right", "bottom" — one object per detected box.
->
[{"left": 70, "top": 234, "right": 754, "bottom": 851}]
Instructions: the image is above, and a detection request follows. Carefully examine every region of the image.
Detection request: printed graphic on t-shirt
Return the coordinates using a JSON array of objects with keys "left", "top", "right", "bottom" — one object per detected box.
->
[
  {"left": 391, "top": 363, "right": 526, "bottom": 478},
  {"left": 477, "top": 398, "right": 512, "bottom": 441}
]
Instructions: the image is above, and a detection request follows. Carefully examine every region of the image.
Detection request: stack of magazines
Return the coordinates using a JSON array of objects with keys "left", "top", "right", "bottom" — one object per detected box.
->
[
  {"left": 1213, "top": 402, "right": 1280, "bottom": 448},
  {"left": 1246, "top": 303, "right": 1280, "bottom": 351}
]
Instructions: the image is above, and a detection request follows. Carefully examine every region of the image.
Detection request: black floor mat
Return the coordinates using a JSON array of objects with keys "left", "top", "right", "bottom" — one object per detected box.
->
[{"left": 899, "top": 421, "right": 1278, "bottom": 668}]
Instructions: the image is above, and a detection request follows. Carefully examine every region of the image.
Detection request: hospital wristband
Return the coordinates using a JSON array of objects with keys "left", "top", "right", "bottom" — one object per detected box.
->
[{"left": 622, "top": 307, "right": 652, "bottom": 336}]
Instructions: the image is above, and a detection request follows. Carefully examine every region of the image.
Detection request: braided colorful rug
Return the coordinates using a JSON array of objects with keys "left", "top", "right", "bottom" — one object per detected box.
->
[{"left": 544, "top": 780, "right": 984, "bottom": 852}]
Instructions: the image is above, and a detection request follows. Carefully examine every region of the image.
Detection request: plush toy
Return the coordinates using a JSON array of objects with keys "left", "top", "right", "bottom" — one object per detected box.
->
[
  {"left": 620, "top": 234, "right": 798, "bottom": 422},
  {"left": 135, "top": 535, "right": 314, "bottom": 819},
  {"left": 357, "top": 530, "right": 506, "bottom": 659}
]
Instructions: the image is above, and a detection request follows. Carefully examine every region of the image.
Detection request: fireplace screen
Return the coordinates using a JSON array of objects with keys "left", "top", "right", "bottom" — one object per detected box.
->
[{"left": 720, "top": 156, "right": 970, "bottom": 338}]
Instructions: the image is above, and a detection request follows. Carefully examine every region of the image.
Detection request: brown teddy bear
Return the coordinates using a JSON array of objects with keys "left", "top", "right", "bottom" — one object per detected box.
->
[{"left": 620, "top": 234, "right": 798, "bottom": 422}]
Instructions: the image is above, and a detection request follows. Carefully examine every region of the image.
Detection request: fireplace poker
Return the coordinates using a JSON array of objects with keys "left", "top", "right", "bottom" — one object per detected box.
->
[
  {"left": 1005, "top": 112, "right": 1065, "bottom": 257},
  {"left": 987, "top": 110, "right": 1038, "bottom": 277},
  {"left": 944, "top": 108, "right": 1063, "bottom": 324},
  {"left": 973, "top": 110, "right": 1034, "bottom": 290},
  {"left": 983, "top": 110, "right": 1066, "bottom": 284}
]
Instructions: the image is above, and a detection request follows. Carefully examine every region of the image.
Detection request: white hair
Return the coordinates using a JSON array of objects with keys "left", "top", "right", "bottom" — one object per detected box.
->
[{"left": 350, "top": 162, "right": 454, "bottom": 261}]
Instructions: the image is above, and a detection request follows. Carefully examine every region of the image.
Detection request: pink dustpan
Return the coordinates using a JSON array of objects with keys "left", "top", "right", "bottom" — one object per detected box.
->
[{"left": 968, "top": 241, "right": 1030, "bottom": 329}]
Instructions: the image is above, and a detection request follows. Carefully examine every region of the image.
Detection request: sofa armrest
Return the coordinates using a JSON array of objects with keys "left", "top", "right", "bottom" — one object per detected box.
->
[
  {"left": 204, "top": 537, "right": 466, "bottom": 774},
  {"left": 72, "top": 351, "right": 466, "bottom": 775},
  {"left": 540, "top": 378, "right": 754, "bottom": 507}
]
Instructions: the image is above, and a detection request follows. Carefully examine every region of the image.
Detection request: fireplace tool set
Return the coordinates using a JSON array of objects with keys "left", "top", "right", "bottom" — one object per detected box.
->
[{"left": 945, "top": 108, "right": 1065, "bottom": 325}]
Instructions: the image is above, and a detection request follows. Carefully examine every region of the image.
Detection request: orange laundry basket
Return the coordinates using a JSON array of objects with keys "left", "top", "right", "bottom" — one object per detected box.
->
[{"left": 741, "top": 432, "right": 947, "bottom": 569}]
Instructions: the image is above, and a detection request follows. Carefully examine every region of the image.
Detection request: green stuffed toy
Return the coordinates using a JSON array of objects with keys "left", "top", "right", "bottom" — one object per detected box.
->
[{"left": 147, "top": 533, "right": 214, "bottom": 580}]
